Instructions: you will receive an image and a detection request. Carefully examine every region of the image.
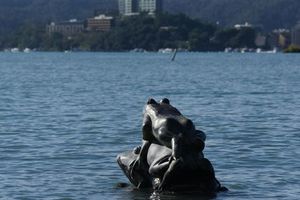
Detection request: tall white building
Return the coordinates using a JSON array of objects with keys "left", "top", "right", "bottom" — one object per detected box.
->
[
  {"left": 118, "top": 0, "right": 162, "bottom": 16},
  {"left": 118, "top": 0, "right": 139, "bottom": 16},
  {"left": 291, "top": 21, "right": 300, "bottom": 46},
  {"left": 139, "top": 0, "right": 162, "bottom": 14}
]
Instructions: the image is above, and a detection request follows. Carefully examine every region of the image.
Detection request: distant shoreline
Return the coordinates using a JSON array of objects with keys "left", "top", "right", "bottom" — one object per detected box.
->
[
  {"left": 2, "top": 13, "right": 292, "bottom": 53},
  {"left": 2, "top": 48, "right": 296, "bottom": 54}
]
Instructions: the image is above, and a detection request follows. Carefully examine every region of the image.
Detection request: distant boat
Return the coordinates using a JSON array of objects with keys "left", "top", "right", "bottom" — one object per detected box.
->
[
  {"left": 224, "top": 47, "right": 233, "bottom": 53},
  {"left": 256, "top": 48, "right": 262, "bottom": 53},
  {"left": 158, "top": 48, "right": 174, "bottom": 53},
  {"left": 256, "top": 47, "right": 279, "bottom": 54},
  {"left": 269, "top": 47, "right": 279, "bottom": 53},
  {"left": 130, "top": 48, "right": 146, "bottom": 53},
  {"left": 11, "top": 48, "right": 20, "bottom": 53},
  {"left": 23, "top": 48, "right": 31, "bottom": 53}
]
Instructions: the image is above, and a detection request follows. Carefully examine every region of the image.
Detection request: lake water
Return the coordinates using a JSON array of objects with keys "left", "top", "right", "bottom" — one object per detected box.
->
[{"left": 0, "top": 52, "right": 299, "bottom": 200}]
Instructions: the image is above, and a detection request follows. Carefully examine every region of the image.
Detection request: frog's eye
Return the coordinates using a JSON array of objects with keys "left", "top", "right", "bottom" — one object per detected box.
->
[
  {"left": 147, "top": 98, "right": 158, "bottom": 105},
  {"left": 160, "top": 98, "right": 170, "bottom": 104}
]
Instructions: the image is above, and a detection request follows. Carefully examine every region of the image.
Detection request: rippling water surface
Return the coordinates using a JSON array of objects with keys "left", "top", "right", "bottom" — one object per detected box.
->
[{"left": 0, "top": 52, "right": 299, "bottom": 199}]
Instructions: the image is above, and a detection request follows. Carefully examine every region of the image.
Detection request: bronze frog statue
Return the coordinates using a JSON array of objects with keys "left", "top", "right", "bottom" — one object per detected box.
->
[{"left": 117, "top": 98, "right": 226, "bottom": 194}]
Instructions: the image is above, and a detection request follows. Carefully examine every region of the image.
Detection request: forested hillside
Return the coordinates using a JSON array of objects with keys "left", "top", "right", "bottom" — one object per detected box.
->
[
  {"left": 0, "top": 0, "right": 117, "bottom": 33},
  {"left": 164, "top": 0, "right": 300, "bottom": 30},
  {"left": 1, "top": 0, "right": 300, "bottom": 34}
]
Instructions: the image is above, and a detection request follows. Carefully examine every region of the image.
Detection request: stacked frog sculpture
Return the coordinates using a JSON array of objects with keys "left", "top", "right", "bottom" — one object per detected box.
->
[{"left": 117, "top": 98, "right": 226, "bottom": 194}]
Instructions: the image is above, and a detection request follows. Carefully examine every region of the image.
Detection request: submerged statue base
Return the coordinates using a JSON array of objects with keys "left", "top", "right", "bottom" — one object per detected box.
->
[
  {"left": 117, "top": 98, "right": 227, "bottom": 194},
  {"left": 117, "top": 146, "right": 224, "bottom": 194}
]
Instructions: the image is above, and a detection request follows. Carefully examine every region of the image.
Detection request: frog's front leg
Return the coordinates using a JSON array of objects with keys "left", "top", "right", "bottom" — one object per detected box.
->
[
  {"left": 171, "top": 133, "right": 184, "bottom": 160},
  {"left": 130, "top": 140, "right": 151, "bottom": 177},
  {"left": 157, "top": 157, "right": 183, "bottom": 191}
]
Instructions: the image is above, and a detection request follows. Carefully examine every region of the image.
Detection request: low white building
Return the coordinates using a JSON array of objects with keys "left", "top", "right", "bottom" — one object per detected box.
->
[
  {"left": 46, "top": 19, "right": 84, "bottom": 36},
  {"left": 255, "top": 34, "right": 267, "bottom": 47}
]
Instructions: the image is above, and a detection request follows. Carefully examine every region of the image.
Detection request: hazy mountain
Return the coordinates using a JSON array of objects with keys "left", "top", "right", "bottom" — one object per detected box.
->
[{"left": 1, "top": 0, "right": 300, "bottom": 34}]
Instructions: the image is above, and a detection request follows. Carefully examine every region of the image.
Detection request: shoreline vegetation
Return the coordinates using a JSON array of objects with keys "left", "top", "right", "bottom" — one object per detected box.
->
[
  {"left": 283, "top": 45, "right": 300, "bottom": 53},
  {"left": 0, "top": 13, "right": 299, "bottom": 53}
]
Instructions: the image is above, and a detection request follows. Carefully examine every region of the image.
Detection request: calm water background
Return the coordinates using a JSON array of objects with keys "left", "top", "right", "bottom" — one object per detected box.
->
[{"left": 0, "top": 52, "right": 299, "bottom": 200}]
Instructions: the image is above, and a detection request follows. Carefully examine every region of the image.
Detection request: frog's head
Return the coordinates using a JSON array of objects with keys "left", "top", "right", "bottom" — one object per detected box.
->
[
  {"left": 146, "top": 98, "right": 195, "bottom": 135},
  {"left": 146, "top": 98, "right": 203, "bottom": 151},
  {"left": 146, "top": 98, "right": 181, "bottom": 116},
  {"left": 147, "top": 98, "right": 169, "bottom": 105}
]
